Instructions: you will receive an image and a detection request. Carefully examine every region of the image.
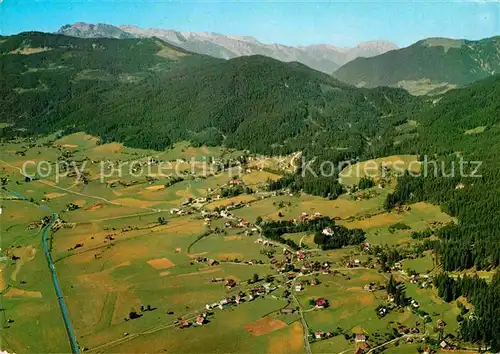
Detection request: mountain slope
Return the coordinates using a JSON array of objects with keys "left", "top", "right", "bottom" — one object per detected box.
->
[
  {"left": 334, "top": 36, "right": 500, "bottom": 95},
  {"left": 58, "top": 22, "right": 135, "bottom": 39},
  {"left": 383, "top": 75, "right": 500, "bottom": 350},
  {"left": 57, "top": 22, "right": 398, "bottom": 73},
  {"left": 1, "top": 32, "right": 416, "bottom": 155}
]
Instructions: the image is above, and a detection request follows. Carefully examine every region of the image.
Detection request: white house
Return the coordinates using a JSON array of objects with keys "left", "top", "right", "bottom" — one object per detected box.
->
[{"left": 322, "top": 227, "right": 334, "bottom": 236}]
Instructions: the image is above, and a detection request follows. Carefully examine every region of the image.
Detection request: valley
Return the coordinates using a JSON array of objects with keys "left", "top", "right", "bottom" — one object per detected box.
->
[
  {"left": 0, "top": 17, "right": 500, "bottom": 353},
  {"left": 0, "top": 132, "right": 474, "bottom": 353}
]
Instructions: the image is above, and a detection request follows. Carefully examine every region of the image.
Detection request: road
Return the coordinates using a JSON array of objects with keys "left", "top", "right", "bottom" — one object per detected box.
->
[
  {"left": 42, "top": 214, "right": 80, "bottom": 354},
  {"left": 290, "top": 276, "right": 312, "bottom": 354}
]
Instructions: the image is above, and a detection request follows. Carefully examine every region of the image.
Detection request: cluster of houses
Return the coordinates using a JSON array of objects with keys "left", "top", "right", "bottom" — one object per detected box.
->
[
  {"left": 204, "top": 283, "right": 278, "bottom": 312},
  {"left": 271, "top": 259, "right": 333, "bottom": 279},
  {"left": 201, "top": 208, "right": 255, "bottom": 232},
  {"left": 346, "top": 259, "right": 363, "bottom": 268},
  {"left": 255, "top": 238, "right": 278, "bottom": 247},
  {"left": 169, "top": 207, "right": 195, "bottom": 216},
  {"left": 205, "top": 295, "right": 245, "bottom": 311},
  {"left": 312, "top": 330, "right": 335, "bottom": 341},
  {"left": 223, "top": 219, "right": 256, "bottom": 233},
  {"left": 298, "top": 261, "right": 332, "bottom": 275},
  {"left": 395, "top": 324, "right": 421, "bottom": 335},
  {"left": 177, "top": 312, "right": 209, "bottom": 329},
  {"left": 363, "top": 282, "right": 381, "bottom": 292},
  {"left": 393, "top": 205, "right": 411, "bottom": 213},
  {"left": 408, "top": 274, "right": 431, "bottom": 289},
  {"left": 195, "top": 256, "right": 219, "bottom": 267},
  {"left": 293, "top": 278, "right": 321, "bottom": 292}
]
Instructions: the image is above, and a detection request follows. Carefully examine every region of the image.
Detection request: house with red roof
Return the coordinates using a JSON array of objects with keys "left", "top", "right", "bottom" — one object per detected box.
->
[{"left": 315, "top": 298, "right": 328, "bottom": 309}]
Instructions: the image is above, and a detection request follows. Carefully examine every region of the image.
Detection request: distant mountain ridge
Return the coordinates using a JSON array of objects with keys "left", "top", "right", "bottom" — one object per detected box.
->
[
  {"left": 1, "top": 31, "right": 415, "bottom": 155},
  {"left": 58, "top": 22, "right": 135, "bottom": 39},
  {"left": 57, "top": 22, "right": 398, "bottom": 73},
  {"left": 334, "top": 36, "right": 500, "bottom": 95}
]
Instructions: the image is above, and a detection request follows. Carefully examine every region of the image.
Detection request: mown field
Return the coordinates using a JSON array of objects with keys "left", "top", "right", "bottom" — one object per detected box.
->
[{"left": 0, "top": 133, "right": 467, "bottom": 353}]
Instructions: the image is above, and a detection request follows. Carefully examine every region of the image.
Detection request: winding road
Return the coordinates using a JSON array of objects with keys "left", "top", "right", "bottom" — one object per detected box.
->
[{"left": 42, "top": 214, "right": 80, "bottom": 354}]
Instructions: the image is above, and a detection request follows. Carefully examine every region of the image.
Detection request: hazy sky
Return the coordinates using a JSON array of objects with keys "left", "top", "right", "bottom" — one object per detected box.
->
[{"left": 1, "top": 0, "right": 499, "bottom": 47}]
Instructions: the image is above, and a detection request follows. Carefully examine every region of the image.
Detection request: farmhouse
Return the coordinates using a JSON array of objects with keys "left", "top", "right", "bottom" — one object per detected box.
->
[
  {"left": 195, "top": 316, "right": 205, "bottom": 326},
  {"left": 228, "top": 178, "right": 243, "bottom": 185},
  {"left": 179, "top": 320, "right": 191, "bottom": 329},
  {"left": 206, "top": 302, "right": 219, "bottom": 310},
  {"left": 314, "top": 330, "right": 324, "bottom": 339},
  {"left": 315, "top": 298, "right": 328, "bottom": 309},
  {"left": 397, "top": 325, "right": 409, "bottom": 335},
  {"left": 237, "top": 219, "right": 249, "bottom": 228},
  {"left": 392, "top": 262, "right": 402, "bottom": 270},
  {"left": 280, "top": 308, "right": 295, "bottom": 315},
  {"left": 322, "top": 227, "right": 334, "bottom": 236},
  {"left": 225, "top": 278, "right": 237, "bottom": 290},
  {"left": 297, "top": 250, "right": 305, "bottom": 261},
  {"left": 207, "top": 259, "right": 219, "bottom": 266},
  {"left": 355, "top": 334, "right": 366, "bottom": 343},
  {"left": 253, "top": 286, "right": 266, "bottom": 296},
  {"left": 440, "top": 341, "right": 451, "bottom": 350},
  {"left": 263, "top": 283, "right": 276, "bottom": 292},
  {"left": 423, "top": 347, "right": 434, "bottom": 354}
]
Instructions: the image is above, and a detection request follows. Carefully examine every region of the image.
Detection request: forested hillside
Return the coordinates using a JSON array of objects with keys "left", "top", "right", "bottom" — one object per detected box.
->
[
  {"left": 0, "top": 32, "right": 419, "bottom": 155},
  {"left": 383, "top": 76, "right": 500, "bottom": 349},
  {"left": 334, "top": 36, "right": 500, "bottom": 94},
  {"left": 385, "top": 75, "right": 500, "bottom": 269}
]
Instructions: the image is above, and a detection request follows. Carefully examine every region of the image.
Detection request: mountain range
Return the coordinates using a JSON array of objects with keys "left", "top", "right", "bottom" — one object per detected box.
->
[
  {"left": 335, "top": 36, "right": 500, "bottom": 95},
  {"left": 0, "top": 31, "right": 416, "bottom": 155},
  {"left": 57, "top": 22, "right": 398, "bottom": 73},
  {"left": 57, "top": 23, "right": 500, "bottom": 96}
]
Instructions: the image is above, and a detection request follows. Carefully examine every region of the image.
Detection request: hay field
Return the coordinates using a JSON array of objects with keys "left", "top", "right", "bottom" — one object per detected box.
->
[
  {"left": 0, "top": 133, "right": 463, "bottom": 353},
  {"left": 341, "top": 202, "right": 454, "bottom": 245},
  {"left": 339, "top": 155, "right": 421, "bottom": 185}
]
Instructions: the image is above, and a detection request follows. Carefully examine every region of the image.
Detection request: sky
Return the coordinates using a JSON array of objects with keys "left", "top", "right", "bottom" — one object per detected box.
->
[{"left": 0, "top": 0, "right": 498, "bottom": 47}]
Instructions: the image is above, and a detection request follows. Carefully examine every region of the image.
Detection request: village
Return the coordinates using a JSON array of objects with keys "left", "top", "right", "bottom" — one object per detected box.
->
[{"left": 0, "top": 134, "right": 468, "bottom": 354}]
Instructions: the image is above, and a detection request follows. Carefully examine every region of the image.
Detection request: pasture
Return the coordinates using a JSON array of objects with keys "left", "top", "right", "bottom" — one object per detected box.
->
[
  {"left": 0, "top": 133, "right": 464, "bottom": 353},
  {"left": 339, "top": 155, "right": 421, "bottom": 186},
  {"left": 341, "top": 202, "right": 454, "bottom": 246}
]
